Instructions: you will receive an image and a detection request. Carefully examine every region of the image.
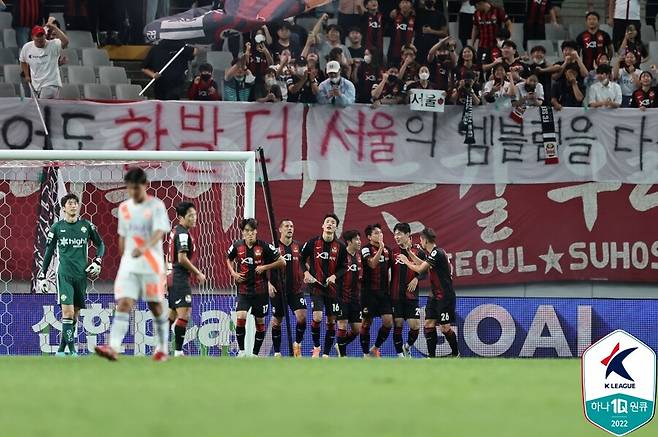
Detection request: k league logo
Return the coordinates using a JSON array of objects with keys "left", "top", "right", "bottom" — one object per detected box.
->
[{"left": 582, "top": 330, "right": 656, "bottom": 436}]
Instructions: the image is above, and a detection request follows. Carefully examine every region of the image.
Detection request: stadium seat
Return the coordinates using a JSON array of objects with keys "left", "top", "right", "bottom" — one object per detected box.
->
[
  {"left": 50, "top": 12, "right": 66, "bottom": 30},
  {"left": 66, "top": 31, "right": 96, "bottom": 48},
  {"left": 296, "top": 17, "right": 317, "bottom": 33},
  {"left": 2, "top": 64, "right": 21, "bottom": 83},
  {"left": 568, "top": 24, "right": 583, "bottom": 40},
  {"left": 83, "top": 83, "right": 112, "bottom": 99},
  {"left": 58, "top": 84, "right": 81, "bottom": 99},
  {"left": 0, "top": 12, "right": 12, "bottom": 30},
  {"left": 600, "top": 24, "right": 613, "bottom": 36},
  {"left": 0, "top": 82, "right": 16, "bottom": 97},
  {"left": 3, "top": 28, "right": 17, "bottom": 48},
  {"left": 545, "top": 24, "right": 568, "bottom": 41},
  {"left": 0, "top": 47, "right": 16, "bottom": 64},
  {"left": 448, "top": 22, "right": 459, "bottom": 39},
  {"left": 62, "top": 48, "right": 80, "bottom": 65},
  {"left": 98, "top": 66, "right": 129, "bottom": 84},
  {"left": 66, "top": 65, "right": 96, "bottom": 84},
  {"left": 510, "top": 23, "right": 524, "bottom": 49},
  {"left": 383, "top": 36, "right": 391, "bottom": 60},
  {"left": 114, "top": 84, "right": 144, "bottom": 100},
  {"left": 206, "top": 51, "right": 234, "bottom": 73},
  {"left": 641, "top": 26, "right": 656, "bottom": 42},
  {"left": 650, "top": 42, "right": 658, "bottom": 63},
  {"left": 527, "top": 40, "right": 556, "bottom": 56},
  {"left": 82, "top": 48, "right": 112, "bottom": 67}
]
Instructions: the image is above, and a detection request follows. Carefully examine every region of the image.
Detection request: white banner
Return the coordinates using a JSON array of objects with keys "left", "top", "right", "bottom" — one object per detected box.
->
[
  {"left": 409, "top": 89, "right": 445, "bottom": 112},
  {"left": 0, "top": 99, "right": 303, "bottom": 181},
  {"left": 306, "top": 105, "right": 658, "bottom": 184}
]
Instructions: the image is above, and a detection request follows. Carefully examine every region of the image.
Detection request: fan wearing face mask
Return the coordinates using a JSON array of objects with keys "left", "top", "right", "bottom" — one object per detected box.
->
[
  {"left": 287, "top": 57, "right": 320, "bottom": 103},
  {"left": 352, "top": 48, "right": 384, "bottom": 104},
  {"left": 317, "top": 60, "right": 356, "bottom": 106},
  {"left": 405, "top": 65, "right": 438, "bottom": 103},
  {"left": 224, "top": 43, "right": 257, "bottom": 102},
  {"left": 188, "top": 63, "right": 221, "bottom": 101}
]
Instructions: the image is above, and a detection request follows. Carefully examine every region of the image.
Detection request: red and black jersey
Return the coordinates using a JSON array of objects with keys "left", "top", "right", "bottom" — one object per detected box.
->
[
  {"left": 526, "top": 0, "right": 552, "bottom": 26},
  {"left": 227, "top": 239, "right": 280, "bottom": 295},
  {"left": 480, "top": 46, "right": 502, "bottom": 66},
  {"left": 301, "top": 236, "right": 348, "bottom": 298},
  {"left": 431, "top": 55, "right": 453, "bottom": 90},
  {"left": 270, "top": 240, "right": 304, "bottom": 295},
  {"left": 390, "top": 246, "right": 425, "bottom": 301},
  {"left": 631, "top": 87, "right": 657, "bottom": 108},
  {"left": 356, "top": 63, "right": 382, "bottom": 103},
  {"left": 361, "top": 243, "right": 392, "bottom": 295},
  {"left": 13, "top": 0, "right": 43, "bottom": 28},
  {"left": 387, "top": 12, "right": 415, "bottom": 64},
  {"left": 248, "top": 52, "right": 270, "bottom": 78},
  {"left": 576, "top": 30, "right": 611, "bottom": 71},
  {"left": 337, "top": 250, "right": 362, "bottom": 304},
  {"left": 167, "top": 224, "right": 195, "bottom": 284},
  {"left": 452, "top": 63, "right": 483, "bottom": 85},
  {"left": 364, "top": 12, "right": 384, "bottom": 53},
  {"left": 424, "top": 246, "right": 455, "bottom": 301},
  {"left": 473, "top": 5, "right": 509, "bottom": 49}
]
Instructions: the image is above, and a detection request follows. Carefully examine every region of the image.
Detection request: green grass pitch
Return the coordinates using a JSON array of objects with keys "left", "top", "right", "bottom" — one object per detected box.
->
[{"left": 1, "top": 357, "right": 655, "bottom": 437}]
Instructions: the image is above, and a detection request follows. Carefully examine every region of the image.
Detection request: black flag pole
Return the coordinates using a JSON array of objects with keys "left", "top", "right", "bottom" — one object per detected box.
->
[{"left": 257, "top": 147, "right": 293, "bottom": 356}]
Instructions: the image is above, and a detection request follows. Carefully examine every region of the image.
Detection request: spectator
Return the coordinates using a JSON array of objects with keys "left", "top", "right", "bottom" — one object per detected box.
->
[
  {"left": 338, "top": 0, "right": 364, "bottom": 34},
  {"left": 224, "top": 48, "right": 256, "bottom": 102},
  {"left": 608, "top": 0, "right": 641, "bottom": 51},
  {"left": 457, "top": 0, "right": 475, "bottom": 48},
  {"left": 20, "top": 19, "right": 69, "bottom": 100},
  {"left": 450, "top": 70, "right": 481, "bottom": 105},
  {"left": 551, "top": 65, "right": 585, "bottom": 110},
  {"left": 270, "top": 21, "right": 301, "bottom": 60},
  {"left": 515, "top": 74, "right": 544, "bottom": 107},
  {"left": 371, "top": 66, "right": 406, "bottom": 105},
  {"left": 613, "top": 51, "right": 640, "bottom": 107},
  {"left": 12, "top": 0, "right": 45, "bottom": 48},
  {"left": 398, "top": 44, "right": 421, "bottom": 84},
  {"left": 576, "top": 11, "right": 613, "bottom": 71},
  {"left": 618, "top": 24, "right": 647, "bottom": 67},
  {"left": 482, "top": 64, "right": 517, "bottom": 107},
  {"left": 253, "top": 68, "right": 283, "bottom": 103},
  {"left": 428, "top": 36, "right": 458, "bottom": 91},
  {"left": 287, "top": 58, "right": 320, "bottom": 103},
  {"left": 45, "top": 19, "right": 69, "bottom": 66},
  {"left": 584, "top": 52, "right": 611, "bottom": 87},
  {"left": 317, "top": 60, "right": 356, "bottom": 106},
  {"left": 65, "top": 0, "right": 93, "bottom": 32},
  {"left": 362, "top": 0, "right": 384, "bottom": 54},
  {"left": 588, "top": 64, "right": 622, "bottom": 109},
  {"left": 414, "top": 0, "right": 448, "bottom": 63},
  {"left": 305, "top": 51, "right": 326, "bottom": 84},
  {"left": 270, "top": 48, "right": 293, "bottom": 101},
  {"left": 279, "top": 16, "right": 308, "bottom": 51},
  {"left": 523, "top": 0, "right": 558, "bottom": 50},
  {"left": 498, "top": 40, "right": 529, "bottom": 81},
  {"left": 481, "top": 27, "right": 509, "bottom": 72},
  {"left": 327, "top": 47, "right": 352, "bottom": 78},
  {"left": 630, "top": 71, "right": 657, "bottom": 110},
  {"left": 471, "top": 0, "right": 511, "bottom": 62},
  {"left": 188, "top": 63, "right": 221, "bottom": 101},
  {"left": 452, "top": 45, "right": 482, "bottom": 86},
  {"left": 347, "top": 27, "right": 366, "bottom": 60},
  {"left": 388, "top": 0, "right": 416, "bottom": 66},
  {"left": 142, "top": 39, "right": 196, "bottom": 100},
  {"left": 248, "top": 29, "right": 274, "bottom": 80},
  {"left": 528, "top": 45, "right": 553, "bottom": 100},
  {"left": 352, "top": 47, "right": 383, "bottom": 103},
  {"left": 550, "top": 40, "right": 588, "bottom": 85},
  {"left": 405, "top": 65, "right": 437, "bottom": 102},
  {"left": 318, "top": 23, "right": 352, "bottom": 70}
]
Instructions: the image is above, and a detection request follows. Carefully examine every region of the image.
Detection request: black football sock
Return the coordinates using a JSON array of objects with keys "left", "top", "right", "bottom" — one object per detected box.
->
[
  {"left": 311, "top": 320, "right": 321, "bottom": 348},
  {"left": 336, "top": 328, "right": 348, "bottom": 357},
  {"left": 272, "top": 325, "right": 282, "bottom": 353},
  {"left": 295, "top": 321, "right": 306, "bottom": 344},
  {"left": 444, "top": 328, "right": 459, "bottom": 356},
  {"left": 236, "top": 318, "right": 246, "bottom": 351},
  {"left": 174, "top": 318, "right": 188, "bottom": 352},
  {"left": 374, "top": 326, "right": 391, "bottom": 348},
  {"left": 253, "top": 323, "right": 266, "bottom": 355},
  {"left": 359, "top": 325, "right": 370, "bottom": 355},
  {"left": 346, "top": 331, "right": 358, "bottom": 345},
  {"left": 323, "top": 323, "right": 336, "bottom": 356},
  {"left": 425, "top": 327, "right": 437, "bottom": 358},
  {"left": 393, "top": 327, "right": 403, "bottom": 354},
  {"left": 407, "top": 328, "right": 419, "bottom": 347}
]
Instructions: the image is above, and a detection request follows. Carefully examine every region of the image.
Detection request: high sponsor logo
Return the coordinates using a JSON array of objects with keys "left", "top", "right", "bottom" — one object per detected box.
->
[{"left": 582, "top": 330, "right": 656, "bottom": 436}]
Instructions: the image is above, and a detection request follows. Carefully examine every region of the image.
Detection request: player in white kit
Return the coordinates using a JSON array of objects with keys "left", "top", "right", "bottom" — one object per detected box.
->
[{"left": 95, "top": 168, "right": 171, "bottom": 361}]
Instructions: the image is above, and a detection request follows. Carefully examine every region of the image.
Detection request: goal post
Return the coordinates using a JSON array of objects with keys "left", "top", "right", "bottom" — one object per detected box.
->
[{"left": 0, "top": 149, "right": 256, "bottom": 356}]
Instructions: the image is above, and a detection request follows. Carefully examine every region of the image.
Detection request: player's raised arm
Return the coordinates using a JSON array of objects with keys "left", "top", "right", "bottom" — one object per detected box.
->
[{"left": 398, "top": 255, "right": 430, "bottom": 275}]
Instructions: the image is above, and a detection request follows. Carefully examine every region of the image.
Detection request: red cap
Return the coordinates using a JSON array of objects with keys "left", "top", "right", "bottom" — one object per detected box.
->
[{"left": 31, "top": 25, "right": 46, "bottom": 37}]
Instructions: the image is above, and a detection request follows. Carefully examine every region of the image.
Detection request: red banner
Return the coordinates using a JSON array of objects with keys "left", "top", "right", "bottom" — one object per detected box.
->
[{"left": 5, "top": 179, "right": 656, "bottom": 286}]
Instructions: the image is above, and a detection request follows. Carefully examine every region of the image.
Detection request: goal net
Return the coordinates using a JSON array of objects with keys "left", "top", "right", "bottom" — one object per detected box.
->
[{"left": 0, "top": 150, "right": 255, "bottom": 357}]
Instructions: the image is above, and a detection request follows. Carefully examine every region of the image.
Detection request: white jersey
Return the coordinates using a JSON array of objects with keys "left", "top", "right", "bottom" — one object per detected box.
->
[
  {"left": 19, "top": 39, "right": 63, "bottom": 91},
  {"left": 117, "top": 196, "right": 170, "bottom": 275}
]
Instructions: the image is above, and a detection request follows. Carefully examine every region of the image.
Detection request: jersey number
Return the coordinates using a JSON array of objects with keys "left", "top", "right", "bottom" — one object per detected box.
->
[
  {"left": 262, "top": 304, "right": 269, "bottom": 314},
  {"left": 332, "top": 303, "right": 340, "bottom": 313},
  {"left": 440, "top": 312, "right": 450, "bottom": 322}
]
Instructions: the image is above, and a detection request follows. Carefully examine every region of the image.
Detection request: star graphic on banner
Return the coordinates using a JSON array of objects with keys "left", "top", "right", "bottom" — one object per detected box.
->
[{"left": 539, "top": 245, "right": 564, "bottom": 274}]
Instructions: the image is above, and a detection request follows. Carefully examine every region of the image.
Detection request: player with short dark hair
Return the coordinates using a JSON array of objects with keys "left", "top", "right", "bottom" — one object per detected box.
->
[
  {"left": 397, "top": 227, "right": 459, "bottom": 358},
  {"left": 167, "top": 201, "right": 206, "bottom": 357},
  {"left": 269, "top": 219, "right": 307, "bottom": 357},
  {"left": 360, "top": 223, "right": 393, "bottom": 358},
  {"left": 227, "top": 218, "right": 285, "bottom": 357},
  {"left": 335, "top": 229, "right": 363, "bottom": 357},
  {"left": 390, "top": 222, "right": 423, "bottom": 358},
  {"left": 38, "top": 193, "right": 105, "bottom": 356},
  {"left": 301, "top": 213, "right": 348, "bottom": 358}
]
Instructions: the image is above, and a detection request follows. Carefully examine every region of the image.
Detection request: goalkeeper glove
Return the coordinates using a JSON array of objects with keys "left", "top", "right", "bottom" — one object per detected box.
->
[
  {"left": 85, "top": 257, "right": 102, "bottom": 279},
  {"left": 36, "top": 271, "right": 48, "bottom": 294}
]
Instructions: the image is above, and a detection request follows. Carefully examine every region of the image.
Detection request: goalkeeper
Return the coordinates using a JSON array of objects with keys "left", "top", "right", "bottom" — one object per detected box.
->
[{"left": 38, "top": 193, "right": 105, "bottom": 356}]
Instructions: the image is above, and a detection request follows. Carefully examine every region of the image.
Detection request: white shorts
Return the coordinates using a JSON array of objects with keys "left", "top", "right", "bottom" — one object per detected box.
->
[{"left": 114, "top": 271, "right": 165, "bottom": 303}]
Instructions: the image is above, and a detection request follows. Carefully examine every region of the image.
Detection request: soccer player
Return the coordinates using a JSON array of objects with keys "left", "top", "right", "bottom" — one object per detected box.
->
[
  {"left": 300, "top": 213, "right": 348, "bottom": 358},
  {"left": 390, "top": 223, "right": 422, "bottom": 358},
  {"left": 397, "top": 227, "right": 459, "bottom": 358},
  {"left": 37, "top": 193, "right": 105, "bottom": 356},
  {"left": 167, "top": 201, "right": 206, "bottom": 357},
  {"left": 335, "top": 229, "right": 363, "bottom": 358},
  {"left": 95, "top": 168, "right": 171, "bottom": 362},
  {"left": 360, "top": 223, "right": 393, "bottom": 358},
  {"left": 226, "top": 218, "right": 285, "bottom": 357},
  {"left": 269, "top": 219, "right": 307, "bottom": 357}
]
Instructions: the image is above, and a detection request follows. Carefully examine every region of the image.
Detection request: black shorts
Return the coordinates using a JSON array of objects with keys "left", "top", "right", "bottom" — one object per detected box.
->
[
  {"left": 361, "top": 292, "right": 392, "bottom": 318},
  {"left": 168, "top": 281, "right": 192, "bottom": 309},
  {"left": 271, "top": 292, "right": 307, "bottom": 318},
  {"left": 236, "top": 294, "right": 270, "bottom": 318},
  {"left": 310, "top": 294, "right": 341, "bottom": 317},
  {"left": 338, "top": 300, "right": 362, "bottom": 324},
  {"left": 392, "top": 299, "right": 420, "bottom": 320},
  {"left": 425, "top": 297, "right": 456, "bottom": 325}
]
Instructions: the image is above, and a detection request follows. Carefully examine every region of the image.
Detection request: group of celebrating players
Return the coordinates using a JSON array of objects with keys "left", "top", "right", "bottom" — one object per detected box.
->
[{"left": 39, "top": 167, "right": 458, "bottom": 361}]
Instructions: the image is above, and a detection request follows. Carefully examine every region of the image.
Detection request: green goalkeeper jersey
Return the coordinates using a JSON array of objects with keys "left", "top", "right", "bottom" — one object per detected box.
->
[{"left": 42, "top": 218, "right": 105, "bottom": 279}]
